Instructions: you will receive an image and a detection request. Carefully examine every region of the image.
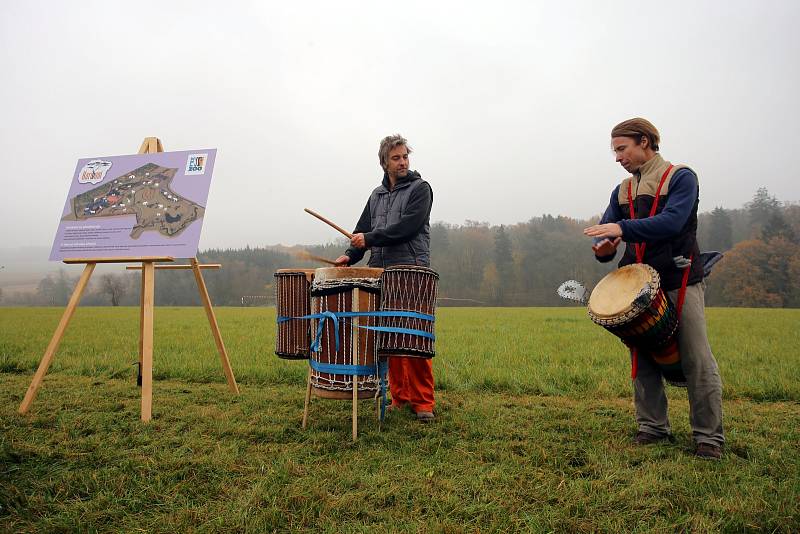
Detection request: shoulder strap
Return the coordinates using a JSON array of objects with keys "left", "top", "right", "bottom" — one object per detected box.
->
[{"left": 628, "top": 165, "right": 673, "bottom": 263}]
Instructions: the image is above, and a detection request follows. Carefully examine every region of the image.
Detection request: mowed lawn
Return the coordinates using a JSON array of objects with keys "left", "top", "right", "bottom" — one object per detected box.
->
[{"left": 1, "top": 307, "right": 798, "bottom": 532}]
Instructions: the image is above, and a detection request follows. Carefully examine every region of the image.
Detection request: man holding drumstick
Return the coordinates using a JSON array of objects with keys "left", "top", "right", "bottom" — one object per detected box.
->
[
  {"left": 583, "top": 118, "right": 724, "bottom": 459},
  {"left": 334, "top": 134, "right": 436, "bottom": 422}
]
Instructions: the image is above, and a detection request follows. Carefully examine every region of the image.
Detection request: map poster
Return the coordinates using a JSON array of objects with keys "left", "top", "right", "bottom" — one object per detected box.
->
[{"left": 49, "top": 149, "right": 217, "bottom": 261}]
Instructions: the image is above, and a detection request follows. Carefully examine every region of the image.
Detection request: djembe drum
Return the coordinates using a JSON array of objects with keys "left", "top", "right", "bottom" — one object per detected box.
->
[
  {"left": 587, "top": 264, "right": 685, "bottom": 385},
  {"left": 274, "top": 269, "right": 315, "bottom": 359},
  {"left": 309, "top": 267, "right": 384, "bottom": 399},
  {"left": 377, "top": 265, "right": 439, "bottom": 358}
]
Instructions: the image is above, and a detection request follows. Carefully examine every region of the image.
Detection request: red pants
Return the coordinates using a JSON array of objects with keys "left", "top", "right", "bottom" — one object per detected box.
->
[{"left": 388, "top": 356, "right": 435, "bottom": 412}]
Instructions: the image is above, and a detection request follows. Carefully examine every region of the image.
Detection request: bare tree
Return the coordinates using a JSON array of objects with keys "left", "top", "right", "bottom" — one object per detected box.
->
[{"left": 101, "top": 273, "right": 128, "bottom": 306}]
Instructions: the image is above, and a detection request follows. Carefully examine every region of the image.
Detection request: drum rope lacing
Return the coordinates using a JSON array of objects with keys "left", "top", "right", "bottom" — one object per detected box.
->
[{"left": 380, "top": 269, "right": 438, "bottom": 354}]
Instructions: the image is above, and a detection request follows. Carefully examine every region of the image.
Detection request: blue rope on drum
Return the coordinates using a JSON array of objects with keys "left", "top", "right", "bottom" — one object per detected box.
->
[
  {"left": 308, "top": 358, "right": 390, "bottom": 420},
  {"left": 277, "top": 310, "right": 435, "bottom": 421},
  {"left": 276, "top": 310, "right": 435, "bottom": 353}
]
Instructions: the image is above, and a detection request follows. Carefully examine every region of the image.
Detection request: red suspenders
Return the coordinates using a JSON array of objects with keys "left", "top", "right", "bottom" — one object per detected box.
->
[{"left": 625, "top": 165, "right": 693, "bottom": 380}]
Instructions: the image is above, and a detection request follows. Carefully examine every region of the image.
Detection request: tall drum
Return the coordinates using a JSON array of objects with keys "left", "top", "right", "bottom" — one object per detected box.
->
[
  {"left": 587, "top": 264, "right": 685, "bottom": 385},
  {"left": 378, "top": 265, "right": 439, "bottom": 358},
  {"left": 310, "top": 267, "right": 384, "bottom": 399},
  {"left": 274, "top": 269, "right": 315, "bottom": 360}
]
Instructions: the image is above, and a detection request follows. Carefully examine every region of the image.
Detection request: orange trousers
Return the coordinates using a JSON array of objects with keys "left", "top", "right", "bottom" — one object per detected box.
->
[{"left": 388, "top": 356, "right": 435, "bottom": 412}]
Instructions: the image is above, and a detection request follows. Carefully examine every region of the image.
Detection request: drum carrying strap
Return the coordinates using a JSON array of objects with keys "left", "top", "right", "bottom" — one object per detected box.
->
[
  {"left": 627, "top": 165, "right": 673, "bottom": 263},
  {"left": 626, "top": 165, "right": 693, "bottom": 380}
]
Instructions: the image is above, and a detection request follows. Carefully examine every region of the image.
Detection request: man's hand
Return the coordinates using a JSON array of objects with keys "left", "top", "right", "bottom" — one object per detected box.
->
[
  {"left": 591, "top": 237, "right": 622, "bottom": 257},
  {"left": 350, "top": 233, "right": 367, "bottom": 249},
  {"left": 583, "top": 223, "right": 623, "bottom": 239},
  {"left": 334, "top": 255, "right": 350, "bottom": 266}
]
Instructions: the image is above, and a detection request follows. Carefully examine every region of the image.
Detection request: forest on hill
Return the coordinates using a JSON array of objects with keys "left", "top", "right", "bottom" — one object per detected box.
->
[{"left": 7, "top": 187, "right": 798, "bottom": 308}]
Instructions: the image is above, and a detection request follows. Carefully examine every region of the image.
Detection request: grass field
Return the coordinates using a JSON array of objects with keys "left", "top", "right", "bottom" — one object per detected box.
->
[{"left": 1, "top": 307, "right": 799, "bottom": 532}]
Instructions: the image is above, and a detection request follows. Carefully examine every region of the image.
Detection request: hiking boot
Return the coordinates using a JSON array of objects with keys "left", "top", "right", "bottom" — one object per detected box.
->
[
  {"left": 416, "top": 411, "right": 435, "bottom": 423},
  {"left": 633, "top": 431, "right": 674, "bottom": 445},
  {"left": 695, "top": 443, "right": 722, "bottom": 460}
]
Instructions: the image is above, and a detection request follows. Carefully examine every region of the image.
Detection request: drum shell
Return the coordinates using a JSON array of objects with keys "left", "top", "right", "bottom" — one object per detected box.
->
[
  {"left": 588, "top": 264, "right": 686, "bottom": 385},
  {"left": 650, "top": 338, "right": 686, "bottom": 386},
  {"left": 310, "top": 267, "right": 383, "bottom": 399},
  {"left": 601, "top": 288, "right": 679, "bottom": 351},
  {"left": 274, "top": 270, "right": 314, "bottom": 360},
  {"left": 377, "top": 265, "right": 439, "bottom": 358}
]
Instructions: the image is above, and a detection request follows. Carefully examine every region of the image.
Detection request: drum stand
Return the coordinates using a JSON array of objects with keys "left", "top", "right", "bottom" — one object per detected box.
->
[
  {"left": 301, "top": 369, "right": 383, "bottom": 442},
  {"left": 301, "top": 287, "right": 383, "bottom": 442}
]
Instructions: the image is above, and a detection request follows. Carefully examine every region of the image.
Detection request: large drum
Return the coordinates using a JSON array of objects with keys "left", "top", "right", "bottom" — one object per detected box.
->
[
  {"left": 275, "top": 269, "right": 315, "bottom": 359},
  {"left": 587, "top": 264, "right": 685, "bottom": 385},
  {"left": 378, "top": 265, "right": 439, "bottom": 358},
  {"left": 310, "top": 267, "right": 384, "bottom": 399}
]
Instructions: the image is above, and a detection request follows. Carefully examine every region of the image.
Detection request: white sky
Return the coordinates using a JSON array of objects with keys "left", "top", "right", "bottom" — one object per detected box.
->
[{"left": 1, "top": 0, "right": 798, "bottom": 251}]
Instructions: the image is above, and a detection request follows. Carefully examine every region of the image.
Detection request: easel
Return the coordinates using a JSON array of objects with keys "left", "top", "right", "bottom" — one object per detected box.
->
[{"left": 18, "top": 137, "right": 239, "bottom": 422}]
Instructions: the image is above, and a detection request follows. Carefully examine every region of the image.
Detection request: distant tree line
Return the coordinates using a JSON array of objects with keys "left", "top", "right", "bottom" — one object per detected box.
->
[{"left": 4, "top": 187, "right": 798, "bottom": 308}]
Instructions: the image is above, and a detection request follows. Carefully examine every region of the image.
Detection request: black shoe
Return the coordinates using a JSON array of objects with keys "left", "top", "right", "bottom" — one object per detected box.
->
[
  {"left": 415, "top": 411, "right": 435, "bottom": 423},
  {"left": 695, "top": 443, "right": 722, "bottom": 460},
  {"left": 633, "top": 431, "right": 674, "bottom": 445}
]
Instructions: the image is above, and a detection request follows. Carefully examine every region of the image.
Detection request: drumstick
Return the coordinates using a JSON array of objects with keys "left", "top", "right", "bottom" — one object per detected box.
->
[
  {"left": 293, "top": 250, "right": 338, "bottom": 265},
  {"left": 304, "top": 208, "right": 354, "bottom": 239}
]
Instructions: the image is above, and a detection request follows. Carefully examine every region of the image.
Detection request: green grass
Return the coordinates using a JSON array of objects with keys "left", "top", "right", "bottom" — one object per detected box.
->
[
  {"left": 1, "top": 307, "right": 799, "bottom": 532},
  {"left": 1, "top": 307, "right": 798, "bottom": 400}
]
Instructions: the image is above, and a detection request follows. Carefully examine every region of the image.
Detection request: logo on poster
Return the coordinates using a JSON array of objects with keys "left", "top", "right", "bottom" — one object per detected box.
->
[
  {"left": 185, "top": 153, "right": 208, "bottom": 175},
  {"left": 78, "top": 160, "right": 112, "bottom": 184}
]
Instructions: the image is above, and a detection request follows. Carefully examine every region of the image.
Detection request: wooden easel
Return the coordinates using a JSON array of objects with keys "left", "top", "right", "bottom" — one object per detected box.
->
[{"left": 18, "top": 137, "right": 239, "bottom": 422}]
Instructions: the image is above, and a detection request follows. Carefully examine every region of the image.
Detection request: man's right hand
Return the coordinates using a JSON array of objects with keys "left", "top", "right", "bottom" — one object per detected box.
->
[
  {"left": 592, "top": 237, "right": 621, "bottom": 257},
  {"left": 334, "top": 255, "right": 350, "bottom": 266}
]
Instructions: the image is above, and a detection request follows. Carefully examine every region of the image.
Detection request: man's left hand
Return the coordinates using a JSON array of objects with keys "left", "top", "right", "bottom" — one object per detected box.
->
[
  {"left": 350, "top": 233, "right": 367, "bottom": 249},
  {"left": 583, "top": 223, "right": 623, "bottom": 239}
]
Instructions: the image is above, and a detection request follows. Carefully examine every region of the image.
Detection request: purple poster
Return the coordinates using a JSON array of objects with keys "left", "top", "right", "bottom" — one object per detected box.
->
[{"left": 50, "top": 149, "right": 216, "bottom": 261}]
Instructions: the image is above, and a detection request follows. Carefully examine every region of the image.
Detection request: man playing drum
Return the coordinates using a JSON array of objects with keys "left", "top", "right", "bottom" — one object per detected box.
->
[
  {"left": 334, "top": 134, "right": 436, "bottom": 423},
  {"left": 583, "top": 118, "right": 724, "bottom": 459}
]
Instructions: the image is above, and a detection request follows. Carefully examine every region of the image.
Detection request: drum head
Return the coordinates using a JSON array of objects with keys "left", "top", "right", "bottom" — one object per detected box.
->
[
  {"left": 313, "top": 267, "right": 383, "bottom": 282},
  {"left": 588, "top": 264, "right": 658, "bottom": 319},
  {"left": 275, "top": 268, "right": 315, "bottom": 281},
  {"left": 383, "top": 265, "right": 439, "bottom": 278}
]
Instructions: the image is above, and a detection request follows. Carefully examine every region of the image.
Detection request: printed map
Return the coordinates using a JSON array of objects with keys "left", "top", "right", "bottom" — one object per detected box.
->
[{"left": 61, "top": 163, "right": 205, "bottom": 239}]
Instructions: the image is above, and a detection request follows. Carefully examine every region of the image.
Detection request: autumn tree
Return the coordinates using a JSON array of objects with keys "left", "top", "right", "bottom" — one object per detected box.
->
[{"left": 709, "top": 238, "right": 800, "bottom": 307}]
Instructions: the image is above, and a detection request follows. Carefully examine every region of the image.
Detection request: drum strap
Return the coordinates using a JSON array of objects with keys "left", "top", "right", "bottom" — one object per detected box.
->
[
  {"left": 308, "top": 358, "right": 390, "bottom": 421},
  {"left": 629, "top": 259, "right": 693, "bottom": 380},
  {"left": 627, "top": 164, "right": 674, "bottom": 379},
  {"left": 309, "top": 358, "right": 382, "bottom": 377},
  {"left": 675, "top": 253, "right": 694, "bottom": 319}
]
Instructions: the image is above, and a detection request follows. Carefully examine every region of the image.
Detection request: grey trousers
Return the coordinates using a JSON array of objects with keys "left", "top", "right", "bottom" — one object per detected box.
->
[{"left": 633, "top": 281, "right": 725, "bottom": 446}]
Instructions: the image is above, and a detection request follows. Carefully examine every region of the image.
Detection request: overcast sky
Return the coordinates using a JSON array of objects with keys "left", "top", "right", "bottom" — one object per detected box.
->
[{"left": 1, "top": 0, "right": 798, "bottom": 252}]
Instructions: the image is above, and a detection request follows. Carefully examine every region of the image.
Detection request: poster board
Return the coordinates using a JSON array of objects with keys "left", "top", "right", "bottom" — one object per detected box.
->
[{"left": 50, "top": 149, "right": 216, "bottom": 260}]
